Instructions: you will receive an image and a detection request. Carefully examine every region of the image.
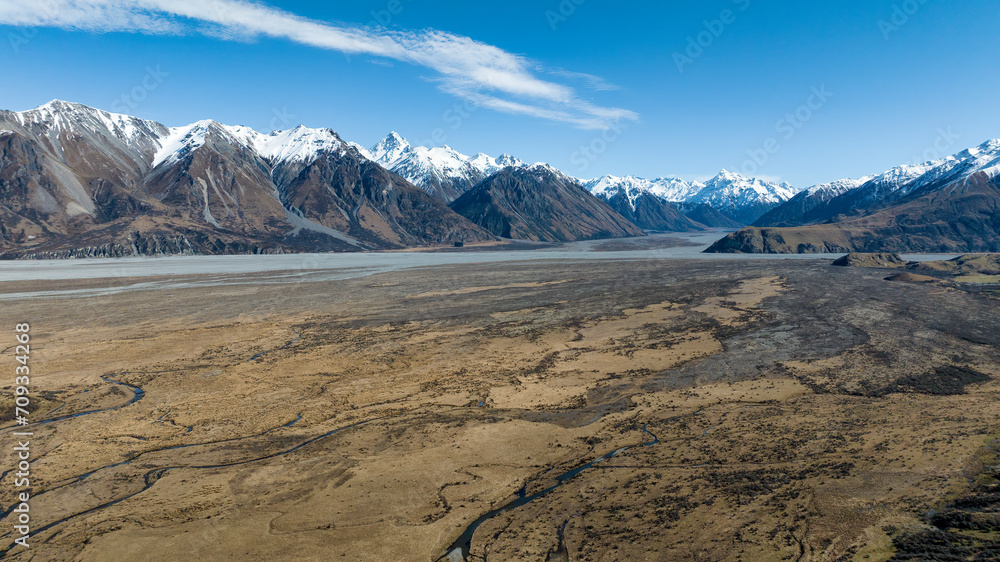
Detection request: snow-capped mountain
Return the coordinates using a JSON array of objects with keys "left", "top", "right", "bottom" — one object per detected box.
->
[
  {"left": 709, "top": 138, "right": 1000, "bottom": 253},
  {"left": 753, "top": 177, "right": 867, "bottom": 227},
  {"left": 756, "top": 141, "right": 1000, "bottom": 229},
  {"left": 804, "top": 177, "right": 868, "bottom": 198},
  {"left": 9, "top": 99, "right": 168, "bottom": 156},
  {"left": 239, "top": 125, "right": 348, "bottom": 165},
  {"left": 7, "top": 101, "right": 355, "bottom": 174},
  {"left": 370, "top": 131, "right": 410, "bottom": 164},
  {"left": 583, "top": 175, "right": 706, "bottom": 232},
  {"left": 369, "top": 132, "right": 525, "bottom": 202},
  {"left": 584, "top": 175, "right": 704, "bottom": 205},
  {"left": 684, "top": 171, "right": 798, "bottom": 224},
  {"left": 154, "top": 121, "right": 351, "bottom": 169},
  {"left": 789, "top": 139, "right": 1000, "bottom": 225},
  {"left": 584, "top": 172, "right": 799, "bottom": 225},
  {"left": 0, "top": 100, "right": 490, "bottom": 257},
  {"left": 852, "top": 139, "right": 1000, "bottom": 205},
  {"left": 449, "top": 163, "right": 645, "bottom": 242}
]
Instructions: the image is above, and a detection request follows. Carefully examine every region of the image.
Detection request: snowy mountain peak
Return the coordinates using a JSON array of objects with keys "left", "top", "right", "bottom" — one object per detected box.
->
[
  {"left": 36, "top": 99, "right": 79, "bottom": 112},
  {"left": 253, "top": 126, "right": 344, "bottom": 164},
  {"left": 975, "top": 138, "right": 1000, "bottom": 155},
  {"left": 527, "top": 162, "right": 560, "bottom": 174},
  {"left": 11, "top": 99, "right": 169, "bottom": 155},
  {"left": 367, "top": 133, "right": 526, "bottom": 202},
  {"left": 701, "top": 171, "right": 798, "bottom": 200},
  {"left": 384, "top": 131, "right": 408, "bottom": 145},
  {"left": 496, "top": 153, "right": 520, "bottom": 168},
  {"left": 371, "top": 131, "right": 412, "bottom": 165},
  {"left": 685, "top": 171, "right": 800, "bottom": 223}
]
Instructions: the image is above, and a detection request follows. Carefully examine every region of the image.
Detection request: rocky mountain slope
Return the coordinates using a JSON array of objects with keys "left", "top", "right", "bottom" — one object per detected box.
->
[
  {"left": 753, "top": 178, "right": 866, "bottom": 227},
  {"left": 0, "top": 101, "right": 496, "bottom": 257},
  {"left": 678, "top": 203, "right": 744, "bottom": 229},
  {"left": 585, "top": 176, "right": 706, "bottom": 231},
  {"left": 706, "top": 141, "right": 1000, "bottom": 253},
  {"left": 450, "top": 164, "right": 644, "bottom": 242}
]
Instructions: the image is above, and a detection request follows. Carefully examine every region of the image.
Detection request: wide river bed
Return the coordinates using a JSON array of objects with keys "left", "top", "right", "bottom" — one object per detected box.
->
[{"left": 0, "top": 233, "right": 959, "bottom": 299}]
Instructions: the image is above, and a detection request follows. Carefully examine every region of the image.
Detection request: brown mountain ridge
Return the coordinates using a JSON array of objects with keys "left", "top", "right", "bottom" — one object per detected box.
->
[{"left": 1, "top": 102, "right": 652, "bottom": 258}]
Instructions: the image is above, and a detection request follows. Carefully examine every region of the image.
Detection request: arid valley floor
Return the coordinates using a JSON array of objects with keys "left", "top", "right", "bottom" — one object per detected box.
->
[{"left": 2, "top": 247, "right": 1000, "bottom": 560}]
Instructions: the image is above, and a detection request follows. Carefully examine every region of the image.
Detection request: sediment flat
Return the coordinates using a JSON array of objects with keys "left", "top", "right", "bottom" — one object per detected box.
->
[{"left": 1, "top": 251, "right": 998, "bottom": 560}]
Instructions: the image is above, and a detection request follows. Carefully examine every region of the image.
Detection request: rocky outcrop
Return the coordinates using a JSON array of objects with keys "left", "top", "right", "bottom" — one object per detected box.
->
[{"left": 831, "top": 253, "right": 906, "bottom": 268}]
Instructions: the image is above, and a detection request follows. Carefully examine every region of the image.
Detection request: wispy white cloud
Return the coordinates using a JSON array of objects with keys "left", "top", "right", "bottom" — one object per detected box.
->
[
  {"left": 0, "top": 0, "right": 637, "bottom": 129},
  {"left": 546, "top": 68, "right": 622, "bottom": 92}
]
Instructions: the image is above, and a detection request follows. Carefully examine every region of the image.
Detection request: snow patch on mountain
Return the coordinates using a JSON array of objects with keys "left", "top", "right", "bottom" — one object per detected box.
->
[
  {"left": 152, "top": 120, "right": 213, "bottom": 168},
  {"left": 805, "top": 177, "right": 869, "bottom": 197},
  {"left": 347, "top": 142, "right": 375, "bottom": 161}
]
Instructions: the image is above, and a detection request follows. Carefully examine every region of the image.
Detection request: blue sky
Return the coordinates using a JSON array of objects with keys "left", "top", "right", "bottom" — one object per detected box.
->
[{"left": 1, "top": 0, "right": 998, "bottom": 187}]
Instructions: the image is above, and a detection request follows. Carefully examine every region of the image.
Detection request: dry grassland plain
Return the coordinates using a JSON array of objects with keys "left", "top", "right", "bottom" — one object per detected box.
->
[{"left": 1, "top": 257, "right": 999, "bottom": 561}]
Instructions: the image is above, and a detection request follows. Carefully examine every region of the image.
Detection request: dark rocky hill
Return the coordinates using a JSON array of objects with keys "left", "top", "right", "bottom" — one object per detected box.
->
[{"left": 450, "top": 165, "right": 644, "bottom": 243}]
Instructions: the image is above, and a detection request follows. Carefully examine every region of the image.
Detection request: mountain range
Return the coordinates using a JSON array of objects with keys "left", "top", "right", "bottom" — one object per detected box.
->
[
  {"left": 4, "top": 100, "right": 994, "bottom": 258},
  {"left": 365, "top": 133, "right": 802, "bottom": 224},
  {"left": 363, "top": 132, "right": 801, "bottom": 229},
  {"left": 707, "top": 140, "right": 1000, "bottom": 253},
  {"left": 0, "top": 101, "right": 496, "bottom": 257},
  {"left": 0, "top": 101, "right": 805, "bottom": 258}
]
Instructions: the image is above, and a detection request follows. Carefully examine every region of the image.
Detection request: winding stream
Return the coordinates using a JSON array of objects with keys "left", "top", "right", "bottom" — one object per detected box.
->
[
  {"left": 0, "top": 415, "right": 382, "bottom": 556},
  {"left": 438, "top": 421, "right": 672, "bottom": 562},
  {"left": 438, "top": 414, "right": 686, "bottom": 561},
  {"left": 439, "top": 446, "right": 631, "bottom": 562}
]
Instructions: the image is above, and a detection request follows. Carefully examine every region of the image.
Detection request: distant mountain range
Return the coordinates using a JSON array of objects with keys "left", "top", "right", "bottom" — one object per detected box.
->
[
  {"left": 363, "top": 131, "right": 804, "bottom": 228},
  {"left": 3, "top": 100, "right": 994, "bottom": 258},
  {"left": 707, "top": 140, "right": 1000, "bottom": 253},
  {"left": 0, "top": 101, "right": 806, "bottom": 258}
]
